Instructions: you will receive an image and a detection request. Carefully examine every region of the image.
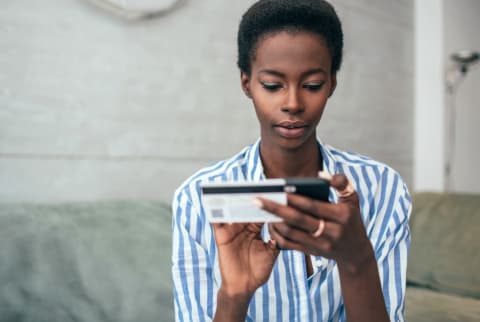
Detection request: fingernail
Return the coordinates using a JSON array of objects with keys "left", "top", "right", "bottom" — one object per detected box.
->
[
  {"left": 318, "top": 171, "right": 333, "bottom": 181},
  {"left": 338, "top": 181, "right": 355, "bottom": 197},
  {"left": 252, "top": 198, "right": 264, "bottom": 209}
]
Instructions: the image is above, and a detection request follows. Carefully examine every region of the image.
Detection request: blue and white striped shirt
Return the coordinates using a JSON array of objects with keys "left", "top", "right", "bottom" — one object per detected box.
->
[{"left": 172, "top": 139, "right": 411, "bottom": 322}]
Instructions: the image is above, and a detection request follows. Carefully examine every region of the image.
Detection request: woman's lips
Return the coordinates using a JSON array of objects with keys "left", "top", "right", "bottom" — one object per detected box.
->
[{"left": 274, "top": 121, "right": 308, "bottom": 138}]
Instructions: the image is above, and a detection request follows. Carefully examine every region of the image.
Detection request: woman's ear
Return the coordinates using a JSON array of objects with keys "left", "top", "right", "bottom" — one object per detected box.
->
[
  {"left": 240, "top": 72, "right": 252, "bottom": 98},
  {"left": 329, "top": 74, "right": 337, "bottom": 97}
]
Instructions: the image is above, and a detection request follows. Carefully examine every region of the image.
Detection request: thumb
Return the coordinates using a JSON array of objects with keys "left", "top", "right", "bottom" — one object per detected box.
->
[
  {"left": 266, "top": 238, "right": 281, "bottom": 255},
  {"left": 318, "top": 171, "right": 356, "bottom": 202}
]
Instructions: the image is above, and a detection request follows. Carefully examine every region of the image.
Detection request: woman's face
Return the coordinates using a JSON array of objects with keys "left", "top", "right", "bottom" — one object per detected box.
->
[{"left": 241, "top": 31, "right": 336, "bottom": 151}]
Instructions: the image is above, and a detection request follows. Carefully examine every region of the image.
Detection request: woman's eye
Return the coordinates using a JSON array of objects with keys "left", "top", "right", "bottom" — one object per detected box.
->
[
  {"left": 303, "top": 83, "right": 324, "bottom": 91},
  {"left": 261, "top": 83, "right": 283, "bottom": 92}
]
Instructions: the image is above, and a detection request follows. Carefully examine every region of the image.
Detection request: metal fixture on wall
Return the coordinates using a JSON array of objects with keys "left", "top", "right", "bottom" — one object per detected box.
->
[
  {"left": 444, "top": 50, "right": 479, "bottom": 191},
  {"left": 84, "top": 0, "right": 185, "bottom": 20}
]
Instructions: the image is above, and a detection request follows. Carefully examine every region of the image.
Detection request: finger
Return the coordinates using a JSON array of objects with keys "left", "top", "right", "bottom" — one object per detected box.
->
[
  {"left": 211, "top": 223, "right": 257, "bottom": 245},
  {"left": 255, "top": 197, "right": 318, "bottom": 232},
  {"left": 270, "top": 222, "right": 312, "bottom": 243},
  {"left": 267, "top": 238, "right": 279, "bottom": 251},
  {"left": 268, "top": 223, "right": 305, "bottom": 253},
  {"left": 211, "top": 223, "right": 225, "bottom": 234},
  {"left": 269, "top": 223, "right": 334, "bottom": 257},
  {"left": 285, "top": 193, "right": 347, "bottom": 224},
  {"left": 319, "top": 171, "right": 359, "bottom": 208},
  {"left": 272, "top": 220, "right": 340, "bottom": 245},
  {"left": 211, "top": 222, "right": 239, "bottom": 233},
  {"left": 246, "top": 222, "right": 264, "bottom": 235},
  {"left": 330, "top": 174, "right": 354, "bottom": 195},
  {"left": 262, "top": 236, "right": 281, "bottom": 258},
  {"left": 327, "top": 175, "right": 360, "bottom": 207},
  {"left": 313, "top": 220, "right": 343, "bottom": 243},
  {"left": 211, "top": 223, "right": 234, "bottom": 245}
]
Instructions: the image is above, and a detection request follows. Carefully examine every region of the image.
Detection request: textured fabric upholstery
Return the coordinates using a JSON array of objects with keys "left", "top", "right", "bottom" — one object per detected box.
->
[
  {"left": 407, "top": 193, "right": 480, "bottom": 299},
  {"left": 1, "top": 193, "right": 479, "bottom": 322},
  {"left": 0, "top": 201, "right": 173, "bottom": 322},
  {"left": 406, "top": 192, "right": 480, "bottom": 322},
  {"left": 406, "top": 287, "right": 480, "bottom": 322}
]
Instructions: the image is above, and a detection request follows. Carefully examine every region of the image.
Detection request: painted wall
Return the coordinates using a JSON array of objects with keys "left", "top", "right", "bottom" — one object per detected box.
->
[
  {"left": 0, "top": 0, "right": 414, "bottom": 203},
  {"left": 414, "top": 0, "right": 445, "bottom": 191},
  {"left": 414, "top": 0, "right": 480, "bottom": 193},
  {"left": 443, "top": 0, "right": 480, "bottom": 193}
]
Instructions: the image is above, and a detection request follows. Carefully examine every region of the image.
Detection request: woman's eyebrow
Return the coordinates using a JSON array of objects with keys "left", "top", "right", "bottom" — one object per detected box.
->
[
  {"left": 258, "top": 68, "right": 327, "bottom": 78},
  {"left": 301, "top": 68, "right": 327, "bottom": 77},
  {"left": 259, "top": 69, "right": 285, "bottom": 77}
]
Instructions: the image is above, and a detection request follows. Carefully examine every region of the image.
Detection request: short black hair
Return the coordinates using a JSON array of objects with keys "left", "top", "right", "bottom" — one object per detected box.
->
[{"left": 237, "top": 0, "right": 343, "bottom": 75}]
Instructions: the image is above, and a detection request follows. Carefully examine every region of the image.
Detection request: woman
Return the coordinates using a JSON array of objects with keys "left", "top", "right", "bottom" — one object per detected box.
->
[{"left": 172, "top": 1, "right": 411, "bottom": 321}]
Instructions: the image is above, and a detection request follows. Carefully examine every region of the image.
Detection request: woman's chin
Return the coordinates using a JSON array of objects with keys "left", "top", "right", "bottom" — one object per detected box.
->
[{"left": 264, "top": 136, "right": 314, "bottom": 152}]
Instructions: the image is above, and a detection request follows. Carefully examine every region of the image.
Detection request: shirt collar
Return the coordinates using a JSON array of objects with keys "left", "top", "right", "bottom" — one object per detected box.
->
[
  {"left": 317, "top": 138, "right": 340, "bottom": 204},
  {"left": 318, "top": 138, "right": 338, "bottom": 177},
  {"left": 246, "top": 138, "right": 265, "bottom": 181},
  {"left": 246, "top": 138, "right": 338, "bottom": 181}
]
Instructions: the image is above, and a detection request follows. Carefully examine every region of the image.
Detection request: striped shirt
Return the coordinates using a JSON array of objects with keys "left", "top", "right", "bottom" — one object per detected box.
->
[{"left": 172, "top": 139, "right": 411, "bottom": 322}]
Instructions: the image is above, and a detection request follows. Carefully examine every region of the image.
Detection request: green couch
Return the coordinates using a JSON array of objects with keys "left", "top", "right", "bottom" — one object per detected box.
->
[
  {"left": 0, "top": 201, "right": 174, "bottom": 322},
  {"left": 0, "top": 193, "right": 478, "bottom": 322},
  {"left": 405, "top": 192, "right": 480, "bottom": 322}
]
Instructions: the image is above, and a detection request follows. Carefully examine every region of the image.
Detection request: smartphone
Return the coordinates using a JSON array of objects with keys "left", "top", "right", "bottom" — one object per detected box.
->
[
  {"left": 201, "top": 177, "right": 330, "bottom": 223},
  {"left": 284, "top": 177, "right": 330, "bottom": 202}
]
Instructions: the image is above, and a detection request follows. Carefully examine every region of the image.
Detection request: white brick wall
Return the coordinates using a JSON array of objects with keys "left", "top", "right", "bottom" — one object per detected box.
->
[{"left": 0, "top": 0, "right": 414, "bottom": 203}]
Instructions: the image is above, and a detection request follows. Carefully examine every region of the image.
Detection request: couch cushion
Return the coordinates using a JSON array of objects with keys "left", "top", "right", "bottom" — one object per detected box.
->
[
  {"left": 406, "top": 286, "right": 480, "bottom": 322},
  {"left": 0, "top": 201, "right": 173, "bottom": 322},
  {"left": 407, "top": 193, "right": 480, "bottom": 299}
]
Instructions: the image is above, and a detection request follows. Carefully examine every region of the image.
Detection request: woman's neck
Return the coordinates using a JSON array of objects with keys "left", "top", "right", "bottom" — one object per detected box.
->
[{"left": 260, "top": 139, "right": 322, "bottom": 179}]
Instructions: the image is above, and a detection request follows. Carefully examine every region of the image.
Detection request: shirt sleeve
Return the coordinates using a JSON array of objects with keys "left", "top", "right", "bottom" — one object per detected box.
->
[
  {"left": 370, "top": 169, "right": 412, "bottom": 322},
  {"left": 172, "top": 187, "right": 215, "bottom": 322}
]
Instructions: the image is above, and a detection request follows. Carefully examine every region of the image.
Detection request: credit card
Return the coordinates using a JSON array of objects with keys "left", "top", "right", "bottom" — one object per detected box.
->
[{"left": 201, "top": 178, "right": 329, "bottom": 223}]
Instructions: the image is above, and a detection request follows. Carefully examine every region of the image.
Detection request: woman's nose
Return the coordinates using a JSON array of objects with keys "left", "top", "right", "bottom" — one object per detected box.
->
[{"left": 281, "top": 87, "right": 304, "bottom": 114}]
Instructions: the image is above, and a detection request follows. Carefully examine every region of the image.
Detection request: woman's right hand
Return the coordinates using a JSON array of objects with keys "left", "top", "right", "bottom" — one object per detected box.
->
[
  {"left": 212, "top": 222, "right": 279, "bottom": 298},
  {"left": 211, "top": 222, "right": 279, "bottom": 322}
]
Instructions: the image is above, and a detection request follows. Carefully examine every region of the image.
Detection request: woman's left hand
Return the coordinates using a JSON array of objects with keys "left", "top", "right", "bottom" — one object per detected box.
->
[{"left": 260, "top": 173, "right": 374, "bottom": 272}]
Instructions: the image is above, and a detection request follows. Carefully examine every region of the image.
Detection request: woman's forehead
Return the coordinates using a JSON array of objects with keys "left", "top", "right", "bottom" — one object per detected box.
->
[{"left": 252, "top": 31, "right": 332, "bottom": 74}]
